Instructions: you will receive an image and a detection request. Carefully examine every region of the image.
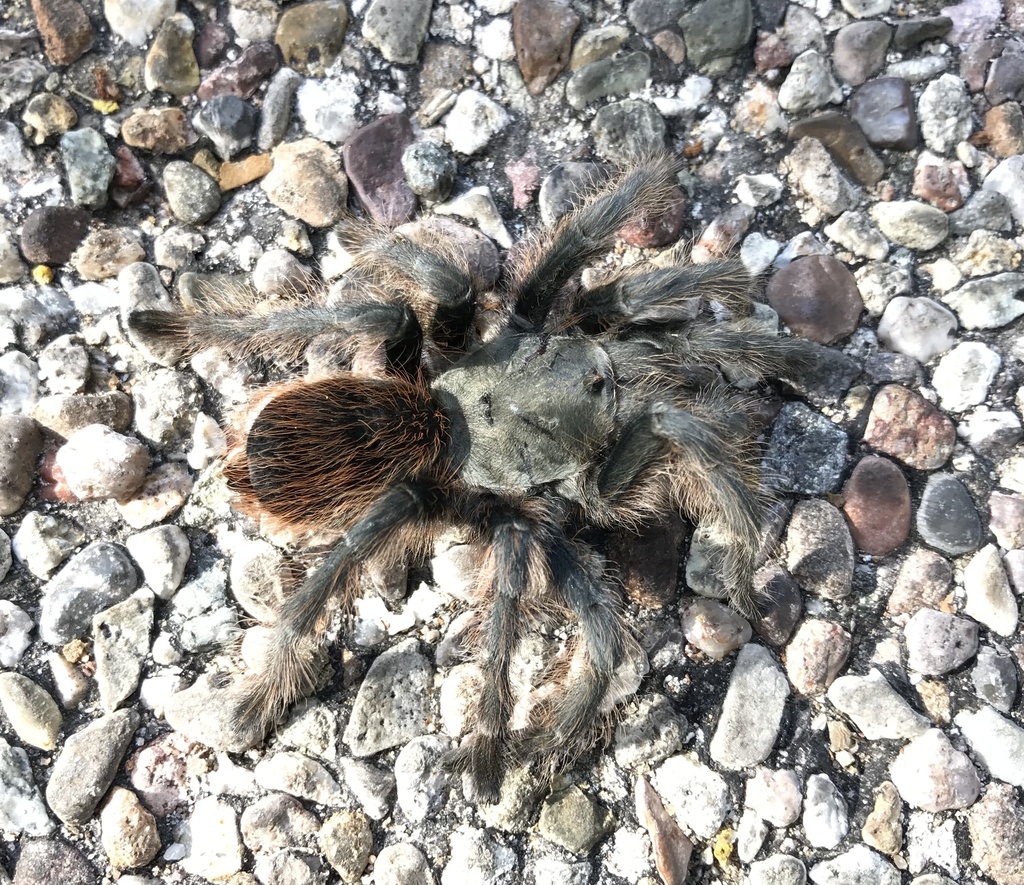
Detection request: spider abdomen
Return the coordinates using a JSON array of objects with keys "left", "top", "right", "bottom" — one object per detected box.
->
[{"left": 434, "top": 334, "right": 616, "bottom": 493}]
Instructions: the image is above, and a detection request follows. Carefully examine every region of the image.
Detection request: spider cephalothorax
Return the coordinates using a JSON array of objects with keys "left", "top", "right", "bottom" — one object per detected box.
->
[{"left": 129, "top": 155, "right": 814, "bottom": 800}]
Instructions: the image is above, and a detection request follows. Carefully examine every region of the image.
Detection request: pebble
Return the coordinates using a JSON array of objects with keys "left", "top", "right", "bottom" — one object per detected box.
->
[
  {"left": 255, "top": 751, "right": 344, "bottom": 805},
  {"left": 199, "top": 42, "right": 278, "bottom": 101},
  {"left": 876, "top": 296, "right": 957, "bottom": 363},
  {"left": 613, "top": 694, "right": 686, "bottom": 770},
  {"left": 750, "top": 855, "right": 807, "bottom": 885},
  {"left": 904, "top": 609, "right": 978, "bottom": 675},
  {"left": 592, "top": 99, "right": 666, "bottom": 163},
  {"left": 786, "top": 499, "right": 855, "bottom": 599},
  {"left": 374, "top": 843, "right": 437, "bottom": 885},
  {"left": 129, "top": 731, "right": 211, "bottom": 815},
  {"left": 145, "top": 13, "right": 199, "bottom": 95},
  {"left": 100, "top": 786, "right": 161, "bottom": 868},
  {"left": 435, "top": 186, "right": 512, "bottom": 248},
  {"left": 982, "top": 155, "right": 1024, "bottom": 227},
  {"left": 125, "top": 524, "right": 190, "bottom": 599},
  {"left": 913, "top": 153, "right": 969, "bottom": 211},
  {"left": 864, "top": 385, "right": 956, "bottom": 470},
  {"left": 240, "top": 792, "right": 317, "bottom": 857},
  {"left": 870, "top": 201, "right": 949, "bottom": 251},
  {"left": 833, "top": 21, "right": 891, "bottom": 85},
  {"left": 986, "top": 52, "right": 1024, "bottom": 105},
  {"left": 745, "top": 767, "right": 803, "bottom": 828},
  {"left": 889, "top": 729, "right": 980, "bottom": 812},
  {"left": 679, "top": 0, "right": 753, "bottom": 75},
  {"left": 133, "top": 369, "right": 202, "bottom": 450},
  {"left": 60, "top": 128, "right": 115, "bottom": 209},
  {"left": 258, "top": 67, "right": 302, "bottom": 151},
  {"left": 71, "top": 226, "right": 146, "bottom": 280},
  {"left": 344, "top": 115, "right": 417, "bottom": 225},
  {"left": 779, "top": 50, "right": 842, "bottom": 112},
  {"left": 968, "top": 782, "right": 1024, "bottom": 885},
  {"left": 803, "top": 773, "right": 848, "bottom": 849},
  {"left": 0, "top": 737, "right": 53, "bottom": 835},
  {"left": 957, "top": 705, "right": 1024, "bottom": 788},
  {"left": 94, "top": 590, "right": 154, "bottom": 710},
  {"left": 753, "top": 568, "right": 802, "bottom": 647},
  {"left": 320, "top": 810, "right": 372, "bottom": 882},
  {"left": 262, "top": 137, "right": 348, "bottom": 226},
  {"left": 950, "top": 190, "right": 1013, "bottom": 236},
  {"left": 782, "top": 137, "right": 860, "bottom": 221},
  {"left": 710, "top": 643, "right": 789, "bottom": 769},
  {"left": 0, "top": 672, "right": 61, "bottom": 749},
  {"left": 681, "top": 599, "right": 751, "bottom": 659},
  {"left": 180, "top": 796, "right": 244, "bottom": 879},
  {"left": 785, "top": 619, "right": 852, "bottom": 696},
  {"left": 363, "top": 0, "right": 431, "bottom": 63},
  {"left": 990, "top": 493, "right": 1024, "bottom": 549},
  {"left": 932, "top": 342, "right": 1001, "bottom": 412},
  {"left": 477, "top": 765, "right": 543, "bottom": 832},
  {"left": 121, "top": 108, "right": 195, "bottom": 155},
  {"left": 343, "top": 639, "right": 432, "bottom": 756},
  {"left": 22, "top": 91, "right": 77, "bottom": 144},
  {"left": 55, "top": 424, "right": 148, "bottom": 501},
  {"left": 636, "top": 776, "right": 694, "bottom": 885},
  {"left": 982, "top": 102, "right": 1024, "bottom": 158},
  {"left": 735, "top": 173, "right": 784, "bottom": 207},
  {"left": 809, "top": 845, "right": 899, "bottom": 885},
  {"left": 402, "top": 141, "right": 457, "bottom": 203},
  {"left": 887, "top": 548, "right": 953, "bottom": 616},
  {"left": 918, "top": 74, "right": 974, "bottom": 154},
  {"left": 442, "top": 826, "right": 516, "bottom": 885},
  {"left": 0, "top": 415, "right": 41, "bottom": 515},
  {"left": 0, "top": 601, "right": 33, "bottom": 667},
  {"left": 163, "top": 161, "right": 222, "bottom": 225},
  {"left": 766, "top": 255, "right": 863, "bottom": 344},
  {"left": 104, "top": 0, "right": 175, "bottom": 46},
  {"left": 537, "top": 786, "right": 613, "bottom": 855},
  {"left": 765, "top": 404, "right": 849, "bottom": 496},
  {"left": 828, "top": 669, "right": 929, "bottom": 740},
  {"left": 45, "top": 708, "right": 140, "bottom": 826},
  {"left": 444, "top": 90, "right": 510, "bottom": 156},
  {"left": 37, "top": 335, "right": 89, "bottom": 393},
  {"left": 942, "top": 273, "right": 1024, "bottom": 330},
  {"left": 570, "top": 25, "right": 628, "bottom": 70},
  {"left": 792, "top": 114, "right": 887, "bottom": 187},
  {"left": 229, "top": 538, "right": 286, "bottom": 621},
  {"left": 194, "top": 96, "right": 258, "bottom": 161},
  {"left": 850, "top": 78, "right": 918, "bottom": 150},
  {"left": 566, "top": 52, "right": 651, "bottom": 110},
  {"left": 824, "top": 211, "right": 888, "bottom": 260},
  {"left": 842, "top": 456, "right": 911, "bottom": 556},
  {"left": 862, "top": 781, "right": 902, "bottom": 855},
  {"left": 31, "top": 0, "right": 93, "bottom": 64},
  {"left": 627, "top": 0, "right": 686, "bottom": 35},
  {"left": 0, "top": 352, "right": 40, "bottom": 416},
  {"left": 116, "top": 461, "right": 193, "bottom": 529},
  {"left": 651, "top": 754, "right": 728, "bottom": 840},
  {"left": 395, "top": 735, "right": 450, "bottom": 822},
  {"left": 512, "top": 0, "right": 580, "bottom": 94},
  {"left": 971, "top": 648, "right": 1019, "bottom": 712},
  {"left": 963, "top": 544, "right": 1018, "bottom": 636}
]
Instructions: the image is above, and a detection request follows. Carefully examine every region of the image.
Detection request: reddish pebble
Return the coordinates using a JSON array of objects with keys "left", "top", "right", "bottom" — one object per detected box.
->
[
  {"left": 343, "top": 115, "right": 418, "bottom": 226},
  {"left": 620, "top": 186, "right": 687, "bottom": 248},
  {"left": 636, "top": 777, "right": 693, "bottom": 885},
  {"left": 195, "top": 21, "right": 233, "bottom": 68},
  {"left": 887, "top": 548, "right": 952, "bottom": 617},
  {"left": 912, "top": 156, "right": 967, "bottom": 211},
  {"left": 112, "top": 147, "right": 152, "bottom": 208},
  {"left": 766, "top": 255, "right": 863, "bottom": 344},
  {"left": 753, "top": 31, "right": 793, "bottom": 73},
  {"left": 30, "top": 0, "right": 92, "bottom": 64},
  {"left": 197, "top": 42, "right": 279, "bottom": 100},
  {"left": 785, "top": 619, "right": 852, "bottom": 696},
  {"left": 842, "top": 455, "right": 911, "bottom": 557},
  {"left": 864, "top": 384, "right": 955, "bottom": 470}
]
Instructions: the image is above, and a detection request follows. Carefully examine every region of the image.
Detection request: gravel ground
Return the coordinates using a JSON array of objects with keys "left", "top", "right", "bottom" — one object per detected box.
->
[{"left": 0, "top": 0, "right": 1023, "bottom": 884}]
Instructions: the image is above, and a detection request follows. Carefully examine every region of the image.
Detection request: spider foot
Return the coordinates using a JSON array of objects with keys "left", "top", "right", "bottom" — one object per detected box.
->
[{"left": 445, "top": 732, "right": 506, "bottom": 805}]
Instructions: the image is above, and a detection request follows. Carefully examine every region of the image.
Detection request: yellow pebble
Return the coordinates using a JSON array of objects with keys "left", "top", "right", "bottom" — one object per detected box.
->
[{"left": 32, "top": 264, "right": 54, "bottom": 284}]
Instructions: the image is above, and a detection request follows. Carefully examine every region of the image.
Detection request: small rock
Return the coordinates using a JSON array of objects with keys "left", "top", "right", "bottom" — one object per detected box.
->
[
  {"left": 941, "top": 273, "right": 1024, "bottom": 331},
  {"left": 0, "top": 672, "right": 62, "bottom": 749},
  {"left": 592, "top": 100, "right": 666, "bottom": 163},
  {"left": 362, "top": 0, "right": 431, "bottom": 63},
  {"left": 982, "top": 102, "right": 1024, "bottom": 157},
  {"left": 0, "top": 737, "right": 53, "bottom": 836},
  {"left": 512, "top": 0, "right": 580, "bottom": 94},
  {"left": 862, "top": 781, "right": 902, "bottom": 855},
  {"left": 275, "top": 1, "right": 348, "bottom": 76},
  {"left": 180, "top": 796, "right": 243, "bottom": 880},
  {"left": 827, "top": 669, "right": 929, "bottom": 740},
  {"left": 786, "top": 499, "right": 855, "bottom": 599},
  {"left": 444, "top": 90, "right": 510, "bottom": 156},
  {"left": 19, "top": 206, "right": 91, "bottom": 265},
  {"left": 374, "top": 843, "right": 436, "bottom": 885},
  {"left": 904, "top": 608, "right": 978, "bottom": 675},
  {"left": 60, "top": 128, "right": 115, "bottom": 210},
  {"left": 809, "top": 845, "right": 899, "bottom": 885},
  {"left": 750, "top": 855, "right": 808, "bottom": 885},
  {"left": 956, "top": 705, "right": 1024, "bottom": 788},
  {"left": 163, "top": 161, "right": 222, "bottom": 224},
  {"left": 344, "top": 115, "right": 417, "bottom": 225},
  {"left": 967, "top": 782, "right": 1024, "bottom": 885},
  {"left": 833, "top": 21, "right": 891, "bottom": 85},
  {"left": 870, "top": 201, "right": 949, "bottom": 251},
  {"left": 55, "top": 424, "right": 148, "bottom": 501},
  {"left": 950, "top": 190, "right": 1014, "bottom": 236},
  {"left": 681, "top": 599, "right": 751, "bottom": 659},
  {"left": 803, "top": 773, "right": 848, "bottom": 849},
  {"left": 145, "top": 14, "right": 200, "bottom": 95},
  {"left": 94, "top": 590, "right": 154, "bottom": 710},
  {"left": 824, "top": 210, "right": 888, "bottom": 260},
  {"left": 441, "top": 827, "right": 516, "bottom": 885},
  {"left": 932, "top": 342, "right": 1001, "bottom": 412},
  {"left": 121, "top": 108, "right": 196, "bottom": 154},
  {"left": 198, "top": 42, "right": 279, "bottom": 100},
  {"left": 395, "top": 735, "right": 450, "bottom": 822},
  {"left": 779, "top": 49, "right": 842, "bottom": 112},
  {"left": 193, "top": 95, "right": 258, "bottom": 161},
  {"left": 971, "top": 648, "right": 1018, "bottom": 712},
  {"left": 320, "top": 810, "right": 372, "bottom": 883},
  {"left": 864, "top": 385, "right": 956, "bottom": 470},
  {"left": 785, "top": 619, "right": 852, "bottom": 696},
  {"left": 566, "top": 52, "right": 651, "bottom": 110},
  {"left": 0, "top": 415, "right": 41, "bottom": 515},
  {"left": 842, "top": 456, "right": 911, "bottom": 556},
  {"left": 538, "top": 786, "right": 613, "bottom": 855},
  {"left": 963, "top": 544, "right": 1018, "bottom": 637},
  {"left": 104, "top": 0, "right": 175, "bottom": 47},
  {"left": 613, "top": 694, "right": 686, "bottom": 770},
  {"left": 636, "top": 776, "right": 694, "bottom": 885},
  {"left": 765, "top": 403, "right": 849, "bottom": 496},
  {"left": 983, "top": 154, "right": 1024, "bottom": 227},
  {"left": 679, "top": 0, "right": 753, "bottom": 75},
  {"left": 877, "top": 296, "right": 957, "bottom": 363},
  {"left": 890, "top": 729, "right": 980, "bottom": 813},
  {"left": 116, "top": 462, "right": 193, "bottom": 529},
  {"left": 70, "top": 226, "right": 146, "bottom": 280},
  {"left": 30, "top": 0, "right": 92, "bottom": 64},
  {"left": 262, "top": 137, "right": 348, "bottom": 226},
  {"left": 0, "top": 601, "right": 33, "bottom": 667},
  {"left": 918, "top": 74, "right": 974, "bottom": 154},
  {"left": 651, "top": 754, "right": 729, "bottom": 840},
  {"left": 99, "top": 787, "right": 161, "bottom": 869},
  {"left": 435, "top": 186, "right": 512, "bottom": 248},
  {"left": 255, "top": 751, "right": 344, "bottom": 805},
  {"left": 766, "top": 255, "right": 863, "bottom": 344},
  {"left": 850, "top": 78, "right": 918, "bottom": 150},
  {"left": 782, "top": 137, "right": 860, "bottom": 221}
]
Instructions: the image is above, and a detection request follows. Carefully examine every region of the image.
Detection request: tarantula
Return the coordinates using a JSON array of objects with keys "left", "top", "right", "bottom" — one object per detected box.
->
[{"left": 129, "top": 155, "right": 813, "bottom": 800}]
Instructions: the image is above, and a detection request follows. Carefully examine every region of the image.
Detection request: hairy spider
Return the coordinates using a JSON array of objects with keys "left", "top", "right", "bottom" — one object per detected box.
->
[{"left": 129, "top": 155, "right": 814, "bottom": 801}]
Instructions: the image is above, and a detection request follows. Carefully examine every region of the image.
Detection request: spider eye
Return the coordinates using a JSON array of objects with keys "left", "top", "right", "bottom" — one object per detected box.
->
[{"left": 589, "top": 372, "right": 605, "bottom": 394}]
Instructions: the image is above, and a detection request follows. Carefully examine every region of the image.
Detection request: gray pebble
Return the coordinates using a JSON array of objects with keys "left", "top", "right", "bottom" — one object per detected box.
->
[
  {"left": 443, "top": 90, "right": 510, "bottom": 156},
  {"left": 613, "top": 693, "right": 686, "bottom": 770},
  {"left": 803, "top": 773, "right": 848, "bottom": 849},
  {"left": 681, "top": 597, "right": 751, "bottom": 658},
  {"left": 339, "top": 757, "right": 395, "bottom": 820},
  {"left": 255, "top": 751, "right": 344, "bottom": 805},
  {"left": 827, "top": 669, "right": 930, "bottom": 740},
  {"left": 441, "top": 826, "right": 516, "bottom": 885},
  {"left": 0, "top": 737, "right": 53, "bottom": 835},
  {"left": 343, "top": 639, "right": 433, "bottom": 756},
  {"left": 119, "top": 262, "right": 184, "bottom": 366},
  {"left": 163, "top": 671, "right": 257, "bottom": 753},
  {"left": 710, "top": 644, "right": 789, "bottom": 769},
  {"left": 916, "top": 473, "right": 982, "bottom": 555},
  {"left": 904, "top": 608, "right": 978, "bottom": 675},
  {"left": 0, "top": 601, "right": 33, "bottom": 668},
  {"left": 55, "top": 424, "right": 149, "bottom": 501},
  {"left": 917, "top": 74, "right": 974, "bottom": 155},
  {"left": 786, "top": 499, "right": 855, "bottom": 600},
  {"left": 39, "top": 542, "right": 138, "bottom": 645},
  {"left": 592, "top": 100, "right": 666, "bottom": 163},
  {"left": 258, "top": 67, "right": 302, "bottom": 151},
  {"left": 749, "top": 854, "right": 807, "bottom": 885},
  {"left": 963, "top": 544, "right": 1018, "bottom": 636},
  {"left": 402, "top": 141, "right": 457, "bottom": 202},
  {"left": 537, "top": 786, "right": 612, "bottom": 855},
  {"left": 824, "top": 210, "right": 888, "bottom": 260},
  {"left": 889, "top": 729, "right": 980, "bottom": 811},
  {"left": 194, "top": 95, "right": 258, "bottom": 161},
  {"left": 94, "top": 590, "right": 154, "bottom": 711},
  {"left": 956, "top": 705, "right": 1024, "bottom": 788},
  {"left": 0, "top": 351, "right": 40, "bottom": 417},
  {"left": 59, "top": 128, "right": 115, "bottom": 209},
  {"left": 395, "top": 735, "right": 450, "bottom": 822},
  {"left": 166, "top": 563, "right": 236, "bottom": 651},
  {"left": 566, "top": 52, "right": 651, "bottom": 110},
  {"left": 779, "top": 50, "right": 842, "bottom": 112},
  {"left": 870, "top": 201, "right": 949, "bottom": 251},
  {"left": 833, "top": 21, "right": 891, "bottom": 86},
  {"left": 942, "top": 273, "right": 1024, "bottom": 330},
  {"left": 982, "top": 154, "right": 1024, "bottom": 226},
  {"left": 45, "top": 708, "right": 140, "bottom": 826},
  {"left": 37, "top": 335, "right": 89, "bottom": 394},
  {"left": 277, "top": 700, "right": 338, "bottom": 761},
  {"left": 163, "top": 160, "right": 221, "bottom": 225},
  {"left": 764, "top": 403, "right": 848, "bottom": 495},
  {"left": 627, "top": 0, "right": 687, "bottom": 35},
  {"left": 809, "top": 845, "right": 899, "bottom": 885},
  {"left": 253, "top": 248, "right": 316, "bottom": 296},
  {"left": 125, "top": 524, "right": 190, "bottom": 599},
  {"left": 0, "top": 415, "right": 40, "bottom": 515},
  {"left": 374, "top": 843, "right": 436, "bottom": 885},
  {"left": 12, "top": 512, "right": 83, "bottom": 579},
  {"left": 362, "top": 0, "right": 431, "bottom": 64},
  {"left": 855, "top": 261, "right": 912, "bottom": 317},
  {"left": 876, "top": 296, "right": 957, "bottom": 363},
  {"left": 745, "top": 767, "right": 803, "bottom": 827},
  {"left": 949, "top": 190, "right": 1013, "bottom": 236},
  {"left": 133, "top": 368, "right": 202, "bottom": 449},
  {"left": 971, "top": 648, "right": 1018, "bottom": 712},
  {"left": 679, "top": 0, "right": 753, "bottom": 74},
  {"left": 538, "top": 161, "right": 607, "bottom": 227},
  {"left": 933, "top": 341, "right": 1001, "bottom": 412}
]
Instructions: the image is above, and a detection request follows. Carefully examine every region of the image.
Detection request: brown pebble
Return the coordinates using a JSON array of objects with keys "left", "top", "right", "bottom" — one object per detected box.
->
[
  {"left": 111, "top": 146, "right": 152, "bottom": 208},
  {"left": 197, "top": 41, "right": 279, "bottom": 100},
  {"left": 912, "top": 156, "right": 967, "bottom": 211},
  {"left": 842, "top": 455, "right": 911, "bottom": 557},
  {"left": 620, "top": 186, "right": 687, "bottom": 248},
  {"left": 196, "top": 20, "right": 233, "bottom": 68},
  {"left": 609, "top": 516, "right": 685, "bottom": 607},
  {"left": 276, "top": 0, "right": 349, "bottom": 77},
  {"left": 636, "top": 777, "right": 693, "bottom": 885},
  {"left": 652, "top": 30, "right": 686, "bottom": 65},
  {"left": 981, "top": 102, "right": 1024, "bottom": 158},
  {"left": 219, "top": 154, "right": 273, "bottom": 191},
  {"left": 765, "top": 255, "right": 863, "bottom": 344},
  {"left": 753, "top": 31, "right": 792, "bottom": 73},
  {"left": 784, "top": 619, "right": 851, "bottom": 696},
  {"left": 691, "top": 204, "right": 753, "bottom": 263},
  {"left": 262, "top": 138, "right": 348, "bottom": 227},
  {"left": 513, "top": 0, "right": 581, "bottom": 95},
  {"left": 864, "top": 384, "right": 955, "bottom": 470},
  {"left": 121, "top": 108, "right": 197, "bottom": 154},
  {"left": 100, "top": 787, "right": 161, "bottom": 869},
  {"left": 19, "top": 206, "right": 91, "bottom": 265},
  {"left": 968, "top": 783, "right": 1024, "bottom": 885},
  {"left": 30, "top": 0, "right": 92, "bottom": 65},
  {"left": 789, "top": 112, "right": 884, "bottom": 187},
  {"left": 343, "top": 115, "right": 417, "bottom": 226},
  {"left": 862, "top": 781, "right": 903, "bottom": 855},
  {"left": 887, "top": 548, "right": 953, "bottom": 618}
]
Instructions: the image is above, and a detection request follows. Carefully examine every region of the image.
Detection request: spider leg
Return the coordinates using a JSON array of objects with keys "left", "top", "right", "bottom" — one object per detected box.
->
[
  {"left": 446, "top": 511, "right": 537, "bottom": 802},
  {"left": 128, "top": 299, "right": 424, "bottom": 375},
  {"left": 511, "top": 156, "right": 681, "bottom": 328},
  {"left": 669, "top": 319, "right": 819, "bottom": 383},
  {"left": 230, "top": 482, "right": 443, "bottom": 747}
]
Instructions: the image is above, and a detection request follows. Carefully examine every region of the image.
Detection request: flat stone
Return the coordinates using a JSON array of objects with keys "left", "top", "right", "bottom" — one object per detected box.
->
[
  {"left": 362, "top": 0, "right": 431, "bottom": 64},
  {"left": 766, "top": 255, "right": 863, "bottom": 343},
  {"left": 905, "top": 608, "right": 978, "bottom": 675},
  {"left": 827, "top": 669, "right": 930, "bottom": 740},
  {"left": 982, "top": 101, "right": 1024, "bottom": 157},
  {"left": 344, "top": 115, "right": 417, "bottom": 225},
  {"left": 864, "top": 385, "right": 955, "bottom": 470},
  {"left": 870, "top": 201, "right": 949, "bottom": 250},
  {"left": 842, "top": 456, "right": 911, "bottom": 556},
  {"left": 513, "top": 0, "right": 580, "bottom": 95},
  {"left": 566, "top": 52, "right": 651, "bottom": 110},
  {"left": 917, "top": 473, "right": 982, "bottom": 555},
  {"left": 877, "top": 295, "right": 957, "bottom": 363},
  {"left": 804, "top": 773, "right": 848, "bottom": 849},
  {"left": 850, "top": 78, "right": 918, "bottom": 150},
  {"left": 895, "top": 15, "right": 952, "bottom": 49},
  {"left": 833, "top": 21, "right": 891, "bottom": 85},
  {"left": 789, "top": 112, "right": 884, "bottom": 186},
  {"left": 764, "top": 403, "right": 849, "bottom": 496},
  {"left": 0, "top": 415, "right": 41, "bottom": 515},
  {"left": 941, "top": 273, "right": 1024, "bottom": 330},
  {"left": 94, "top": 591, "right": 154, "bottom": 710},
  {"left": 636, "top": 777, "right": 693, "bottom": 885},
  {"left": 679, "top": 0, "right": 753, "bottom": 75},
  {"left": 786, "top": 499, "right": 855, "bottom": 600}
]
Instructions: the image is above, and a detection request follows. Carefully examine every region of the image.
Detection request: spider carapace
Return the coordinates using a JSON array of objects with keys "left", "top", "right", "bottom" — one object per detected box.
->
[{"left": 129, "top": 155, "right": 815, "bottom": 801}]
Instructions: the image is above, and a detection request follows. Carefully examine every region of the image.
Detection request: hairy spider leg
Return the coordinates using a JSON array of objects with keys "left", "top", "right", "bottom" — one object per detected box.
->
[{"left": 510, "top": 156, "right": 682, "bottom": 329}]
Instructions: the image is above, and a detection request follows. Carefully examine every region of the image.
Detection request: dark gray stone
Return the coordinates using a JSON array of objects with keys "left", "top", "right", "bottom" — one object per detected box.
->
[
  {"left": 916, "top": 473, "right": 982, "bottom": 556},
  {"left": 763, "top": 403, "right": 849, "bottom": 495},
  {"left": 850, "top": 78, "right": 918, "bottom": 150}
]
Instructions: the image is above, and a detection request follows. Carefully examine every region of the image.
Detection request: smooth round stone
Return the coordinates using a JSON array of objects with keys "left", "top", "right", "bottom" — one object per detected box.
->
[
  {"left": 262, "top": 137, "right": 348, "bottom": 226},
  {"left": 163, "top": 161, "right": 221, "bottom": 224},
  {"left": 917, "top": 473, "right": 982, "bottom": 555},
  {"left": 971, "top": 648, "right": 1019, "bottom": 713},
  {"left": 257, "top": 67, "right": 302, "bottom": 151},
  {"left": 905, "top": 608, "right": 978, "bottom": 675},
  {"left": 827, "top": 669, "right": 929, "bottom": 740},
  {"left": 842, "top": 456, "right": 911, "bottom": 556},
  {"left": 766, "top": 255, "right": 862, "bottom": 344},
  {"left": 0, "top": 673, "right": 62, "bottom": 750},
  {"left": 591, "top": 99, "right": 666, "bottom": 163},
  {"left": 833, "top": 21, "right": 891, "bottom": 85},
  {"left": 145, "top": 13, "right": 200, "bottom": 95},
  {"left": 59, "top": 128, "right": 116, "bottom": 209},
  {"left": 876, "top": 296, "right": 957, "bottom": 363},
  {"left": 870, "top": 200, "right": 949, "bottom": 250},
  {"left": 850, "top": 78, "right": 918, "bottom": 150},
  {"left": 193, "top": 95, "right": 257, "bottom": 161},
  {"left": 681, "top": 599, "right": 751, "bottom": 659},
  {"left": 864, "top": 385, "right": 955, "bottom": 470},
  {"left": 932, "top": 341, "right": 1001, "bottom": 411},
  {"left": 785, "top": 618, "right": 852, "bottom": 697}
]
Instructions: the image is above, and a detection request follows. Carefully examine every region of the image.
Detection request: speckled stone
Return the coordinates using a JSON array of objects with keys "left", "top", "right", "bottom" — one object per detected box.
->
[
  {"left": 905, "top": 608, "right": 978, "bottom": 675},
  {"left": 833, "top": 21, "right": 891, "bottom": 85},
  {"left": 19, "top": 206, "right": 91, "bottom": 265},
  {"left": 592, "top": 100, "right": 666, "bottom": 162},
  {"left": 262, "top": 137, "right": 348, "bottom": 226},
  {"left": 362, "top": 0, "right": 431, "bottom": 64},
  {"left": 887, "top": 549, "right": 954, "bottom": 615},
  {"left": 163, "top": 161, "right": 221, "bottom": 225},
  {"left": 968, "top": 783, "right": 1024, "bottom": 885},
  {"left": 876, "top": 296, "right": 957, "bottom": 363},
  {"left": 786, "top": 499, "right": 855, "bottom": 600},
  {"left": 276, "top": 1, "right": 349, "bottom": 76},
  {"left": 31, "top": 0, "right": 92, "bottom": 64},
  {"left": 917, "top": 473, "right": 982, "bottom": 556},
  {"left": 197, "top": 42, "right": 279, "bottom": 100},
  {"left": 864, "top": 385, "right": 956, "bottom": 470},
  {"left": 679, "top": 0, "right": 753, "bottom": 75},
  {"left": 145, "top": 14, "right": 200, "bottom": 96},
  {"left": 764, "top": 403, "right": 849, "bottom": 496}
]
